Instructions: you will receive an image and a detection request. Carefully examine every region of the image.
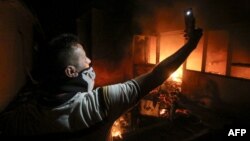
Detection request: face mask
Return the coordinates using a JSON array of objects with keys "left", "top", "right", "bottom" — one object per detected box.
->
[{"left": 80, "top": 67, "right": 96, "bottom": 92}]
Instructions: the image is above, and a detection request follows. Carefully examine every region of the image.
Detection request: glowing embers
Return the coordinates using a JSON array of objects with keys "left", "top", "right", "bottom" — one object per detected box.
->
[
  {"left": 111, "top": 120, "right": 122, "bottom": 138},
  {"left": 139, "top": 79, "right": 192, "bottom": 119},
  {"left": 139, "top": 81, "right": 180, "bottom": 119},
  {"left": 111, "top": 80, "right": 191, "bottom": 139},
  {"left": 111, "top": 113, "right": 131, "bottom": 139},
  {"left": 169, "top": 66, "right": 183, "bottom": 83}
]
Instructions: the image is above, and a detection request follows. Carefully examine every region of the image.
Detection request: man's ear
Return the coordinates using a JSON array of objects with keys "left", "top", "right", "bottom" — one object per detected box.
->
[{"left": 65, "top": 65, "right": 79, "bottom": 78}]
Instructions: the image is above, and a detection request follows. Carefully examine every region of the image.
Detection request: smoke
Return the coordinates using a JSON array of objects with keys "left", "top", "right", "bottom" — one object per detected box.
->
[
  {"left": 132, "top": 0, "right": 250, "bottom": 34},
  {"left": 132, "top": 0, "right": 192, "bottom": 34}
]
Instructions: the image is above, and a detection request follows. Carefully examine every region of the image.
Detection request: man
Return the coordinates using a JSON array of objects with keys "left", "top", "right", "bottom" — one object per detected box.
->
[{"left": 0, "top": 26, "right": 202, "bottom": 140}]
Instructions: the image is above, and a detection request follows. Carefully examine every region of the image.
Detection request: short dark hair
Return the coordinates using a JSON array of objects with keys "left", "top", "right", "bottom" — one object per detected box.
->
[
  {"left": 38, "top": 34, "right": 81, "bottom": 81},
  {"left": 48, "top": 34, "right": 80, "bottom": 70}
]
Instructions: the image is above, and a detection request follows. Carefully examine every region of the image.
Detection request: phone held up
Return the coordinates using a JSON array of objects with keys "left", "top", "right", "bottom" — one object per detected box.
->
[{"left": 184, "top": 8, "right": 195, "bottom": 39}]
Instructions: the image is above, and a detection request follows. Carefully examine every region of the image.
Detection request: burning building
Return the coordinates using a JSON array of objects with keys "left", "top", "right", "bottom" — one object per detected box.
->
[{"left": 0, "top": 0, "right": 250, "bottom": 141}]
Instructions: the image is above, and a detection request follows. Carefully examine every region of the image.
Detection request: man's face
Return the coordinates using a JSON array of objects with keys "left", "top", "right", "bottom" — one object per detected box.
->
[
  {"left": 71, "top": 43, "right": 91, "bottom": 72},
  {"left": 70, "top": 43, "right": 95, "bottom": 91}
]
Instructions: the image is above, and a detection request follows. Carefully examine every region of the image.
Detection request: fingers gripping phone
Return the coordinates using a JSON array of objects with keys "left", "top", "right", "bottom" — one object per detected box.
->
[{"left": 184, "top": 8, "right": 195, "bottom": 38}]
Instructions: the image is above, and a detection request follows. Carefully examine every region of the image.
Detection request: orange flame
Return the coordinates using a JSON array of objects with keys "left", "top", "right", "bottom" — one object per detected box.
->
[
  {"left": 111, "top": 114, "right": 130, "bottom": 139},
  {"left": 111, "top": 120, "right": 123, "bottom": 138},
  {"left": 169, "top": 66, "right": 183, "bottom": 83}
]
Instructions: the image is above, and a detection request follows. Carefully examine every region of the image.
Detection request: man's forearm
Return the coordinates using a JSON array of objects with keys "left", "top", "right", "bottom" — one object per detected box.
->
[{"left": 134, "top": 29, "right": 202, "bottom": 97}]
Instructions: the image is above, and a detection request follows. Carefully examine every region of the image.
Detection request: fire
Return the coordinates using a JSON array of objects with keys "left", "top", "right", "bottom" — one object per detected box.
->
[
  {"left": 159, "top": 108, "right": 168, "bottom": 117},
  {"left": 111, "top": 114, "right": 131, "bottom": 139},
  {"left": 158, "top": 31, "right": 185, "bottom": 83},
  {"left": 111, "top": 120, "right": 123, "bottom": 138},
  {"left": 169, "top": 66, "right": 183, "bottom": 83}
]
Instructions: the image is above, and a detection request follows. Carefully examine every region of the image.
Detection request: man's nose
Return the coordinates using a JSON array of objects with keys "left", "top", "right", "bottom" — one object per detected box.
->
[{"left": 87, "top": 57, "right": 91, "bottom": 64}]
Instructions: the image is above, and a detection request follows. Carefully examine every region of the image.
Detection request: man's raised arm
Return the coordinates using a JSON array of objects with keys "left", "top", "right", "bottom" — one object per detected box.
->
[{"left": 134, "top": 28, "right": 203, "bottom": 96}]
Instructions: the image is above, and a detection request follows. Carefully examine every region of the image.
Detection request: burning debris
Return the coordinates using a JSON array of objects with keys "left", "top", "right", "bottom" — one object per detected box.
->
[
  {"left": 139, "top": 79, "right": 191, "bottom": 120},
  {"left": 111, "top": 79, "right": 192, "bottom": 139},
  {"left": 111, "top": 113, "right": 132, "bottom": 139}
]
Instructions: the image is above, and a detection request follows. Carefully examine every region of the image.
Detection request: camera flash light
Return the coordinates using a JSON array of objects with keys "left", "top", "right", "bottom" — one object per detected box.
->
[{"left": 186, "top": 10, "right": 191, "bottom": 16}]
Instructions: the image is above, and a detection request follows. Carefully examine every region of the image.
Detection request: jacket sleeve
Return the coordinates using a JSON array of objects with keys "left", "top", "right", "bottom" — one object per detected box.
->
[{"left": 101, "top": 80, "right": 141, "bottom": 121}]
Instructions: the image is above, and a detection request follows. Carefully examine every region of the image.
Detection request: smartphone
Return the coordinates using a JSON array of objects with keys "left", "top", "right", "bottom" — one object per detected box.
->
[{"left": 184, "top": 8, "right": 195, "bottom": 38}]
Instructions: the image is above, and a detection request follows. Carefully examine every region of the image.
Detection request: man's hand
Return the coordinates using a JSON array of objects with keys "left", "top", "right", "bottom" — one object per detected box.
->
[
  {"left": 188, "top": 28, "right": 203, "bottom": 50},
  {"left": 184, "top": 8, "right": 195, "bottom": 40}
]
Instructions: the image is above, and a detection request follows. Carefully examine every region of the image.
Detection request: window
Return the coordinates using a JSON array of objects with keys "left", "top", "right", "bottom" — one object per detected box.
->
[
  {"left": 133, "top": 26, "right": 250, "bottom": 80},
  {"left": 186, "top": 26, "right": 250, "bottom": 80}
]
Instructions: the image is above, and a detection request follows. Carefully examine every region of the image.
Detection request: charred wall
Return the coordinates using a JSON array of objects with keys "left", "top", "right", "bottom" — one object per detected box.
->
[
  {"left": 77, "top": 6, "right": 136, "bottom": 86},
  {"left": 182, "top": 70, "right": 250, "bottom": 120}
]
